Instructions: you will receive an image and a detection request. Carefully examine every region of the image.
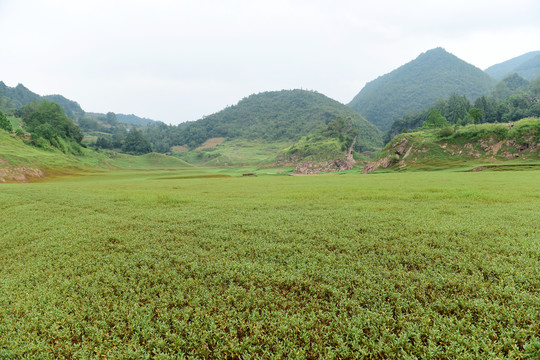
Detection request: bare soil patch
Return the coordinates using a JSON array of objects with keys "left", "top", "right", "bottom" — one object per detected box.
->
[
  {"left": 194, "top": 137, "right": 225, "bottom": 151},
  {"left": 0, "top": 167, "right": 45, "bottom": 183},
  {"left": 171, "top": 145, "right": 189, "bottom": 153}
]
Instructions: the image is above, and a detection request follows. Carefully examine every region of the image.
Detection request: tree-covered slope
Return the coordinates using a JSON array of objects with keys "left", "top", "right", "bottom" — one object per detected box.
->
[
  {"left": 485, "top": 51, "right": 540, "bottom": 80},
  {"left": 513, "top": 54, "right": 540, "bottom": 81},
  {"left": 385, "top": 74, "right": 540, "bottom": 142},
  {"left": 0, "top": 81, "right": 158, "bottom": 126},
  {"left": 0, "top": 82, "right": 85, "bottom": 119},
  {"left": 348, "top": 48, "right": 497, "bottom": 131},
  {"left": 172, "top": 89, "right": 383, "bottom": 152}
]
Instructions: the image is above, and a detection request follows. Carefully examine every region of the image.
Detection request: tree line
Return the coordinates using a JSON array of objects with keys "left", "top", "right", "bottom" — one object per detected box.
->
[{"left": 385, "top": 74, "right": 540, "bottom": 142}]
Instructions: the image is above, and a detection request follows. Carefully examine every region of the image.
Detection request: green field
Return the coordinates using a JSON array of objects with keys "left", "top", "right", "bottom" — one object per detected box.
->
[
  {"left": 174, "top": 139, "right": 295, "bottom": 166},
  {"left": 0, "top": 170, "right": 539, "bottom": 359}
]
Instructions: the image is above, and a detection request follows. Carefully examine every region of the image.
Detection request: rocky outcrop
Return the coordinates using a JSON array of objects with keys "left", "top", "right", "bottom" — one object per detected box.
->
[
  {"left": 293, "top": 135, "right": 358, "bottom": 175},
  {"left": 363, "top": 124, "right": 540, "bottom": 173},
  {"left": 0, "top": 166, "right": 44, "bottom": 182},
  {"left": 293, "top": 157, "right": 355, "bottom": 175}
]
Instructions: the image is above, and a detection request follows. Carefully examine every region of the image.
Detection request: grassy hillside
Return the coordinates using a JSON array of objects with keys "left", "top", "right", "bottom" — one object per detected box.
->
[
  {"left": 485, "top": 51, "right": 540, "bottom": 80},
  {"left": 1, "top": 170, "right": 538, "bottom": 358},
  {"left": 0, "top": 130, "right": 191, "bottom": 182},
  {"left": 174, "top": 139, "right": 294, "bottom": 166},
  {"left": 364, "top": 118, "right": 540, "bottom": 173},
  {"left": 348, "top": 48, "right": 497, "bottom": 131}
]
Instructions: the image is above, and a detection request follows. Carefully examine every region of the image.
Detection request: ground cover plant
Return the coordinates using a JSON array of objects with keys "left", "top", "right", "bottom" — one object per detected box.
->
[{"left": 0, "top": 170, "right": 539, "bottom": 358}]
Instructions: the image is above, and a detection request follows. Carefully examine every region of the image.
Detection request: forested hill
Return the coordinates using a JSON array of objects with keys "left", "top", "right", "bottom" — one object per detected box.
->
[
  {"left": 347, "top": 48, "right": 497, "bottom": 131},
  {"left": 166, "top": 89, "right": 383, "bottom": 151},
  {"left": 87, "top": 112, "right": 157, "bottom": 126},
  {"left": 0, "top": 81, "right": 157, "bottom": 126},
  {"left": 485, "top": 51, "right": 540, "bottom": 80},
  {"left": 0, "top": 82, "right": 84, "bottom": 119}
]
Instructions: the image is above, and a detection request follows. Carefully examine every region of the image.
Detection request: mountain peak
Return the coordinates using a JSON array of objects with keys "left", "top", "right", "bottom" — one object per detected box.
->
[
  {"left": 174, "top": 89, "right": 383, "bottom": 152},
  {"left": 348, "top": 48, "right": 496, "bottom": 131}
]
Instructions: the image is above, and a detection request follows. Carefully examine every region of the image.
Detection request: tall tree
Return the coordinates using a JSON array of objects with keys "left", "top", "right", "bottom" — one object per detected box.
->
[
  {"left": 20, "top": 100, "right": 83, "bottom": 144},
  {"left": 422, "top": 109, "right": 449, "bottom": 129},
  {"left": 105, "top": 112, "right": 118, "bottom": 125},
  {"left": 122, "top": 129, "right": 152, "bottom": 154},
  {"left": 469, "top": 108, "right": 484, "bottom": 124},
  {"left": 0, "top": 111, "right": 12, "bottom": 132}
]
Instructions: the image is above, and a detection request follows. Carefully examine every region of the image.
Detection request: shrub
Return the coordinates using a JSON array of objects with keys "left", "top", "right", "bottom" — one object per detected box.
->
[
  {"left": 438, "top": 126, "right": 454, "bottom": 137},
  {"left": 0, "top": 111, "right": 12, "bottom": 132}
]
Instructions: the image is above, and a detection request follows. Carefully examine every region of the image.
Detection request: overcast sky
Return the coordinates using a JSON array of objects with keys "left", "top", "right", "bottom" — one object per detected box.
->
[{"left": 0, "top": 0, "right": 538, "bottom": 124}]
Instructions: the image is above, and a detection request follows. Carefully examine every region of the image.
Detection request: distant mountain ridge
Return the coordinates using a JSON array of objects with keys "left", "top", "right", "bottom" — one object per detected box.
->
[
  {"left": 0, "top": 81, "right": 157, "bottom": 126},
  {"left": 485, "top": 51, "right": 540, "bottom": 80},
  {"left": 348, "top": 48, "right": 497, "bottom": 131},
  {"left": 0, "top": 82, "right": 85, "bottom": 119},
  {"left": 87, "top": 112, "right": 157, "bottom": 126}
]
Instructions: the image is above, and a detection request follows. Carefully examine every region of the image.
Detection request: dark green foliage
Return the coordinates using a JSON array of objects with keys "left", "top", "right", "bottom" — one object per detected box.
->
[
  {"left": 112, "top": 128, "right": 128, "bottom": 149},
  {"left": 385, "top": 95, "right": 471, "bottom": 142},
  {"left": 162, "top": 90, "right": 382, "bottom": 152},
  {"left": 0, "top": 82, "right": 85, "bottom": 120},
  {"left": 485, "top": 51, "right": 540, "bottom": 80},
  {"left": 143, "top": 122, "right": 173, "bottom": 153},
  {"left": 473, "top": 96, "right": 498, "bottom": 123},
  {"left": 0, "top": 82, "right": 41, "bottom": 111},
  {"left": 386, "top": 75, "right": 540, "bottom": 143},
  {"left": 95, "top": 137, "right": 113, "bottom": 149},
  {"left": 122, "top": 129, "right": 152, "bottom": 154},
  {"left": 513, "top": 54, "right": 540, "bottom": 81},
  {"left": 422, "top": 109, "right": 450, "bottom": 129},
  {"left": 0, "top": 110, "right": 12, "bottom": 132},
  {"left": 283, "top": 117, "right": 361, "bottom": 161},
  {"left": 105, "top": 112, "right": 118, "bottom": 125},
  {"left": 468, "top": 108, "right": 484, "bottom": 124},
  {"left": 42, "top": 94, "right": 85, "bottom": 119},
  {"left": 438, "top": 126, "right": 454, "bottom": 137},
  {"left": 501, "top": 73, "right": 529, "bottom": 91},
  {"left": 490, "top": 74, "right": 530, "bottom": 102},
  {"left": 19, "top": 101, "right": 83, "bottom": 153},
  {"left": 348, "top": 48, "right": 497, "bottom": 131},
  {"left": 115, "top": 113, "right": 156, "bottom": 126},
  {"left": 78, "top": 117, "right": 100, "bottom": 131}
]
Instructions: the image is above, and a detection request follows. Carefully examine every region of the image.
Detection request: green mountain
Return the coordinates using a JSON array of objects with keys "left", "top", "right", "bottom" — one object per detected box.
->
[
  {"left": 87, "top": 112, "right": 157, "bottom": 126},
  {"left": 116, "top": 113, "right": 156, "bottom": 126},
  {"left": 386, "top": 73, "right": 540, "bottom": 142},
  {"left": 0, "top": 82, "right": 85, "bottom": 119},
  {"left": 348, "top": 48, "right": 497, "bottom": 131},
  {"left": 485, "top": 51, "right": 540, "bottom": 80},
  {"left": 172, "top": 89, "right": 383, "bottom": 152},
  {"left": 0, "top": 81, "right": 157, "bottom": 126}
]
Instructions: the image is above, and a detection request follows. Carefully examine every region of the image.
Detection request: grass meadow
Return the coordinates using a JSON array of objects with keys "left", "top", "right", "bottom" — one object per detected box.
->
[{"left": 0, "top": 169, "right": 539, "bottom": 359}]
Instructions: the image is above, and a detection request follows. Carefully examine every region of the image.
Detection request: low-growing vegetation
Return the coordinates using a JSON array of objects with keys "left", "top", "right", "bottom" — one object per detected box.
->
[
  {"left": 0, "top": 170, "right": 539, "bottom": 358},
  {"left": 364, "top": 118, "right": 540, "bottom": 173}
]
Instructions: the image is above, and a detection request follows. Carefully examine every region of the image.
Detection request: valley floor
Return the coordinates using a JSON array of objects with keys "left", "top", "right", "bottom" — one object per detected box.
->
[{"left": 0, "top": 170, "right": 539, "bottom": 358}]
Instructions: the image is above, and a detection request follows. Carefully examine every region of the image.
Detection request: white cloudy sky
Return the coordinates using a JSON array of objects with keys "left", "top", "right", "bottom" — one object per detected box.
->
[{"left": 0, "top": 0, "right": 538, "bottom": 124}]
